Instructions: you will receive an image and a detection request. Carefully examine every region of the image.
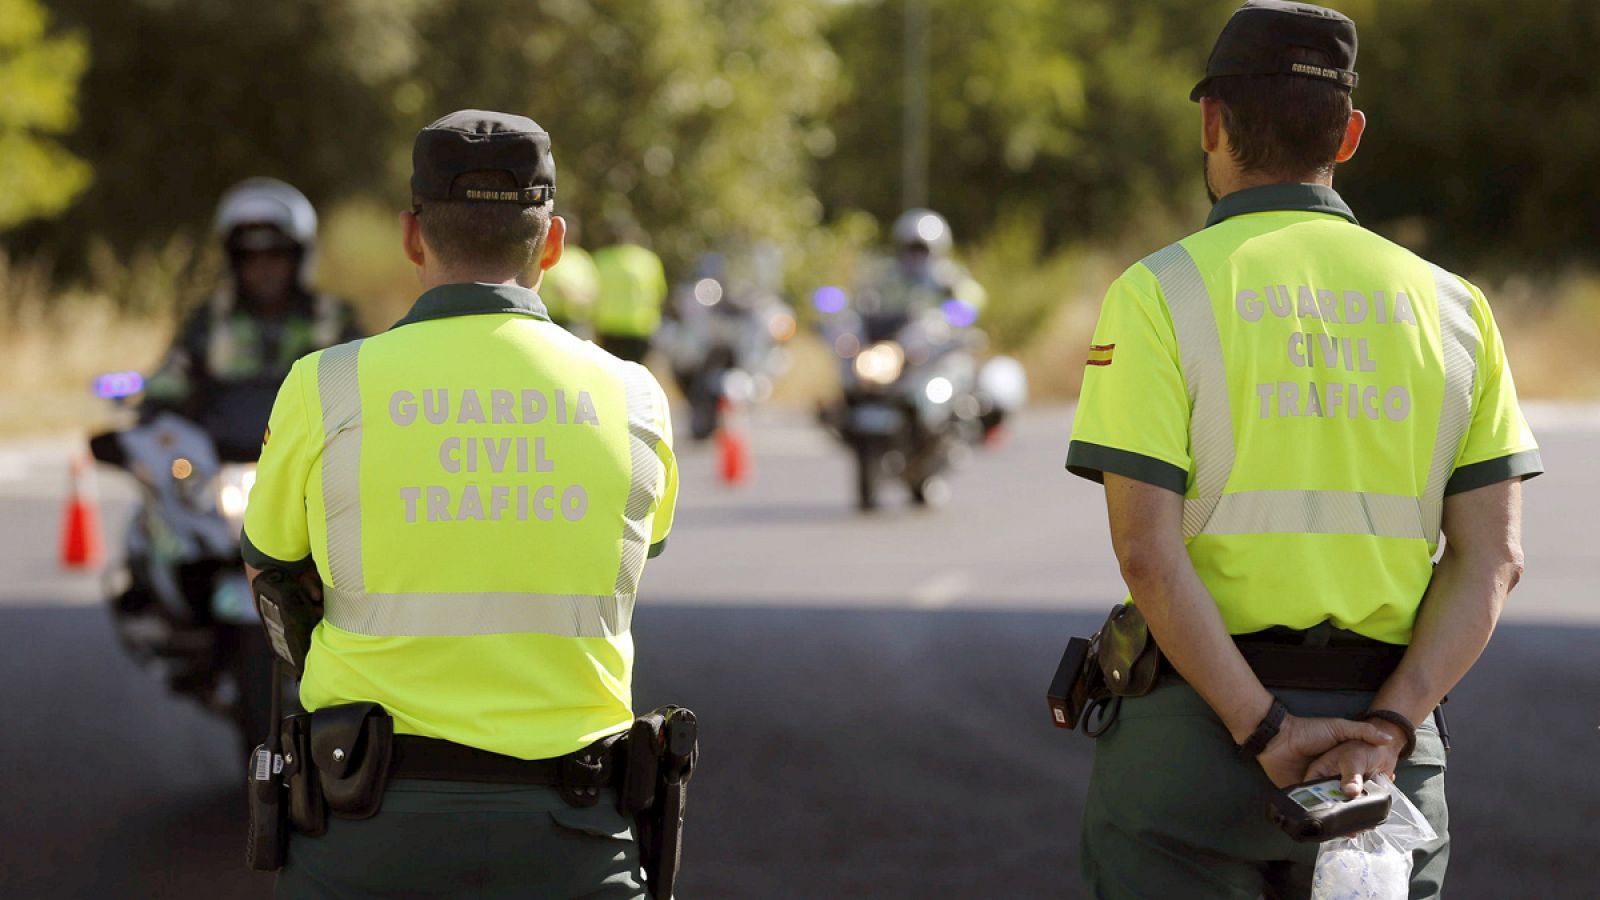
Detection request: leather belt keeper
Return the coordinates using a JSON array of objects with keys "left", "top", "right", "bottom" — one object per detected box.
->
[
  {"left": 1231, "top": 640, "right": 1406, "bottom": 692},
  {"left": 388, "top": 734, "right": 621, "bottom": 792}
]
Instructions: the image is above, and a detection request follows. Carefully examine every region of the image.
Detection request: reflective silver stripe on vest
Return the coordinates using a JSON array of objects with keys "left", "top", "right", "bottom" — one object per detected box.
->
[
  {"left": 319, "top": 341, "right": 366, "bottom": 594},
  {"left": 1199, "top": 490, "right": 1431, "bottom": 541},
  {"left": 315, "top": 344, "right": 660, "bottom": 639},
  {"left": 1422, "top": 266, "right": 1481, "bottom": 543},
  {"left": 1141, "top": 244, "right": 1233, "bottom": 537},
  {"left": 614, "top": 364, "right": 666, "bottom": 598},
  {"left": 321, "top": 583, "right": 628, "bottom": 639}
]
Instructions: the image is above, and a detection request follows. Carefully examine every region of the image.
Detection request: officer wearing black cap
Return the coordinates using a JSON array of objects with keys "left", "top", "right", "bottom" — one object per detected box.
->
[
  {"left": 244, "top": 109, "right": 684, "bottom": 898},
  {"left": 1065, "top": 3, "right": 1539, "bottom": 897}
]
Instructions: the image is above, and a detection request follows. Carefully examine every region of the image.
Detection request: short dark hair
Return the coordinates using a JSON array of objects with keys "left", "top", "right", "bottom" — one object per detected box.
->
[
  {"left": 1207, "top": 48, "right": 1352, "bottom": 179},
  {"left": 413, "top": 171, "right": 551, "bottom": 277}
]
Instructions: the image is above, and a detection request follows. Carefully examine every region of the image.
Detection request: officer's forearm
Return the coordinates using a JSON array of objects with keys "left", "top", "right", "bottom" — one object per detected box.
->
[
  {"left": 1103, "top": 474, "right": 1273, "bottom": 743},
  {"left": 1373, "top": 480, "right": 1524, "bottom": 725}
]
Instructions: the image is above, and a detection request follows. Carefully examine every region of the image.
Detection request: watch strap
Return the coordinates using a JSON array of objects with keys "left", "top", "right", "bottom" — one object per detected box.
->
[{"left": 1236, "top": 698, "right": 1287, "bottom": 761}]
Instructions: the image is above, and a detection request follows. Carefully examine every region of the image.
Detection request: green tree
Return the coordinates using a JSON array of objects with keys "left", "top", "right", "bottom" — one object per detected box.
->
[
  {"left": 407, "top": 0, "right": 842, "bottom": 269},
  {"left": 41, "top": 0, "right": 435, "bottom": 259},
  {"left": 820, "top": 0, "right": 1236, "bottom": 250},
  {"left": 0, "top": 0, "right": 90, "bottom": 228}
]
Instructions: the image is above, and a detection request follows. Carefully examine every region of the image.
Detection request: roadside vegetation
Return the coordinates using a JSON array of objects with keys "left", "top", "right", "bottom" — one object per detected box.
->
[{"left": 3, "top": 0, "right": 1599, "bottom": 433}]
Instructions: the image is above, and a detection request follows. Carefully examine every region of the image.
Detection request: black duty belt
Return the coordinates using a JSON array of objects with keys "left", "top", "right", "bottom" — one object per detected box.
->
[
  {"left": 389, "top": 734, "right": 620, "bottom": 788},
  {"left": 1232, "top": 636, "right": 1406, "bottom": 692},
  {"left": 1160, "top": 625, "right": 1407, "bottom": 693}
]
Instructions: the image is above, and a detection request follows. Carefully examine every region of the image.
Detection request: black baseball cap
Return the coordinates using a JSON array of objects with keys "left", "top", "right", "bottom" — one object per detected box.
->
[
  {"left": 410, "top": 109, "right": 556, "bottom": 205},
  {"left": 1190, "top": 1, "right": 1358, "bottom": 102}
]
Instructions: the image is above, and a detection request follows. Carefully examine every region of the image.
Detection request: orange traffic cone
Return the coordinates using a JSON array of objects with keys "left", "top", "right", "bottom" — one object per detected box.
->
[
  {"left": 60, "top": 454, "right": 104, "bottom": 570},
  {"left": 716, "top": 397, "right": 751, "bottom": 486}
]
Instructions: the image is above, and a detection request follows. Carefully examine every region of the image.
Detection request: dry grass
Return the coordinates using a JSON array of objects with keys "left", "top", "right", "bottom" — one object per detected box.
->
[{"left": 0, "top": 251, "right": 175, "bottom": 436}]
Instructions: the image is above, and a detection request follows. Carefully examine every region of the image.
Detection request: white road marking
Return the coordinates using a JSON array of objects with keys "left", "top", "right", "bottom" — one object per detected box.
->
[{"left": 911, "top": 569, "right": 969, "bottom": 609}]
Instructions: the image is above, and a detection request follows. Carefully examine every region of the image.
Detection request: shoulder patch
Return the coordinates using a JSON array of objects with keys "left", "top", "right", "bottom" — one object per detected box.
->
[{"left": 1087, "top": 343, "right": 1115, "bottom": 367}]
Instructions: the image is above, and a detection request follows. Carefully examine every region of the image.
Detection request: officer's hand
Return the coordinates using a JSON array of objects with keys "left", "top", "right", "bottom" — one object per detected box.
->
[
  {"left": 1255, "top": 715, "right": 1394, "bottom": 789},
  {"left": 1306, "top": 734, "right": 1404, "bottom": 797}
]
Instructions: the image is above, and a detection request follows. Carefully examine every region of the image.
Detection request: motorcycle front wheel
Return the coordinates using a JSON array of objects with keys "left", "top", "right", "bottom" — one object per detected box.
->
[{"left": 854, "top": 443, "right": 882, "bottom": 511}]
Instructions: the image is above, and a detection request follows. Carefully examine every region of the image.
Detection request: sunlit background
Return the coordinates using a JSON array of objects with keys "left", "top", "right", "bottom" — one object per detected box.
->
[{"left": 4, "top": 0, "right": 1599, "bottom": 430}]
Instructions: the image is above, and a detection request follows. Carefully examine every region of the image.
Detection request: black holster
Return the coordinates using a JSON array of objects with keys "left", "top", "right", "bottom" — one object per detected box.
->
[
  {"left": 1046, "top": 603, "right": 1163, "bottom": 737},
  {"left": 621, "top": 706, "right": 698, "bottom": 900},
  {"left": 278, "top": 702, "right": 394, "bottom": 837}
]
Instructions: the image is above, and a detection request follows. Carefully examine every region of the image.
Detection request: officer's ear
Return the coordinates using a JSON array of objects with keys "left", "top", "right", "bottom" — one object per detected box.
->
[
  {"left": 1334, "top": 109, "right": 1366, "bottom": 164},
  {"left": 538, "top": 215, "right": 566, "bottom": 273},
  {"left": 400, "top": 209, "right": 427, "bottom": 268}
]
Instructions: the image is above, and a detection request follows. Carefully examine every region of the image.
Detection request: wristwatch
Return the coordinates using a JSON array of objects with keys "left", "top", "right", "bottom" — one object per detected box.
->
[{"left": 1236, "top": 698, "right": 1288, "bottom": 761}]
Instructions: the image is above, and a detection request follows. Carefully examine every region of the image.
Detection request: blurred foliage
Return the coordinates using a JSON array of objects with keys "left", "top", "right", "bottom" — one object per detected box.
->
[
  {"left": 1340, "top": 0, "right": 1600, "bottom": 270},
  {"left": 406, "top": 0, "right": 842, "bottom": 268},
  {"left": 822, "top": 0, "right": 1235, "bottom": 249},
  {"left": 0, "top": 0, "right": 91, "bottom": 228},
  {"left": 8, "top": 0, "right": 1600, "bottom": 309}
]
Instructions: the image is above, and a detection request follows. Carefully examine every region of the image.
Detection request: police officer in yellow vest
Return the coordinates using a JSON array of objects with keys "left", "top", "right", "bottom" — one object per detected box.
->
[
  {"left": 241, "top": 110, "right": 680, "bottom": 898},
  {"left": 542, "top": 240, "right": 600, "bottom": 333},
  {"left": 592, "top": 242, "right": 668, "bottom": 363},
  {"left": 1064, "top": 4, "right": 1541, "bottom": 897}
]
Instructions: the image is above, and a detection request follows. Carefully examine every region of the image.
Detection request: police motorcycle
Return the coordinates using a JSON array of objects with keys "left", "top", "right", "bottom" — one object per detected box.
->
[
  {"left": 818, "top": 210, "right": 1027, "bottom": 511},
  {"left": 657, "top": 249, "right": 797, "bottom": 441},
  {"left": 88, "top": 374, "right": 277, "bottom": 756}
]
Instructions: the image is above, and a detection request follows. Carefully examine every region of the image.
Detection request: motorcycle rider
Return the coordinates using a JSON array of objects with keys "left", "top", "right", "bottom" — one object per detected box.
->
[
  {"left": 858, "top": 209, "right": 987, "bottom": 324},
  {"left": 115, "top": 178, "right": 359, "bottom": 697},
  {"left": 143, "top": 177, "right": 362, "bottom": 459}
]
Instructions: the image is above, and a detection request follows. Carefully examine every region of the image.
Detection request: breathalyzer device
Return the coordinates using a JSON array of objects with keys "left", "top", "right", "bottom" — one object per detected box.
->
[{"left": 1266, "top": 777, "right": 1392, "bottom": 843}]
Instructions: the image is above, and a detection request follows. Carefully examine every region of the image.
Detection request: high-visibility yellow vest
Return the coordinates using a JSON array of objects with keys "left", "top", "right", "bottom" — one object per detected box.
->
[
  {"left": 592, "top": 244, "right": 668, "bottom": 338},
  {"left": 1067, "top": 184, "right": 1542, "bottom": 644},
  {"left": 243, "top": 282, "right": 678, "bottom": 759}
]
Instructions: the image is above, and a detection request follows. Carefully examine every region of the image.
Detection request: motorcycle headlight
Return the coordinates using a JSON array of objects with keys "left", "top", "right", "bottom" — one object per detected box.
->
[
  {"left": 214, "top": 464, "right": 258, "bottom": 531},
  {"left": 853, "top": 341, "right": 906, "bottom": 386}
]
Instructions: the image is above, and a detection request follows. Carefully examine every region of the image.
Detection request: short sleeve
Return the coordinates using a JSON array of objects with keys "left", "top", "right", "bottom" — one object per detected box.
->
[
  {"left": 1445, "top": 282, "right": 1543, "bottom": 494},
  {"left": 647, "top": 375, "right": 678, "bottom": 555},
  {"left": 1065, "top": 262, "right": 1192, "bottom": 494},
  {"left": 241, "top": 357, "right": 318, "bottom": 571}
]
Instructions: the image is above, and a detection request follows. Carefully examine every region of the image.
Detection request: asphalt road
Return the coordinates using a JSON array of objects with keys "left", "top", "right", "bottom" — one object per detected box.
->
[{"left": 1, "top": 406, "right": 1596, "bottom": 898}]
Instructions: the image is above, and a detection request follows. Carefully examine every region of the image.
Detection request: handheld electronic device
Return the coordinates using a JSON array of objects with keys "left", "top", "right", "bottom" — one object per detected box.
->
[{"left": 1266, "top": 777, "right": 1392, "bottom": 843}]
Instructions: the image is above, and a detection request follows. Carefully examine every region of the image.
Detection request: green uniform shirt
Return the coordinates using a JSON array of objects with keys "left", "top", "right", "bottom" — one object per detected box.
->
[
  {"left": 1067, "top": 184, "right": 1542, "bottom": 644},
  {"left": 592, "top": 244, "right": 668, "bottom": 338},
  {"left": 243, "top": 282, "right": 678, "bottom": 760}
]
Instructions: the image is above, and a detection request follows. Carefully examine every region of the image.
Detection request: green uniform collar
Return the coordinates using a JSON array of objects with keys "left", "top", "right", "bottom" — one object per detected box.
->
[
  {"left": 393, "top": 282, "right": 551, "bottom": 329},
  {"left": 1205, "top": 183, "right": 1358, "bottom": 229}
]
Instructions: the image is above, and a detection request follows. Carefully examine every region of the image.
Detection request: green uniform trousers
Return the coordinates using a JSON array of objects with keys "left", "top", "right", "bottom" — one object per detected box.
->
[
  {"left": 1081, "top": 680, "right": 1449, "bottom": 899},
  {"left": 276, "top": 780, "right": 645, "bottom": 899}
]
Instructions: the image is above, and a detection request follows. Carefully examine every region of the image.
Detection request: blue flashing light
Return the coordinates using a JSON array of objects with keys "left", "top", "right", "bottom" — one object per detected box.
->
[
  {"left": 941, "top": 298, "right": 978, "bottom": 329},
  {"left": 812, "top": 285, "right": 848, "bottom": 315},
  {"left": 94, "top": 371, "right": 145, "bottom": 399}
]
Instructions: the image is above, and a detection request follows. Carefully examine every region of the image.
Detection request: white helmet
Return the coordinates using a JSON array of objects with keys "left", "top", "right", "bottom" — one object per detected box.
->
[
  {"left": 213, "top": 177, "right": 318, "bottom": 280},
  {"left": 890, "top": 208, "right": 953, "bottom": 257}
]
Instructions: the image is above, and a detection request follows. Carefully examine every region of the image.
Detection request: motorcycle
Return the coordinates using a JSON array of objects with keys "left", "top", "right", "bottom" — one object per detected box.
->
[
  {"left": 659, "top": 275, "right": 796, "bottom": 442},
  {"left": 818, "top": 300, "right": 1026, "bottom": 511},
  {"left": 88, "top": 372, "right": 280, "bottom": 756}
]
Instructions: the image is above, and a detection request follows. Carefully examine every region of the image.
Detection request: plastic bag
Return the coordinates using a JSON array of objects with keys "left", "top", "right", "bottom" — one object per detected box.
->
[{"left": 1310, "top": 774, "right": 1439, "bottom": 900}]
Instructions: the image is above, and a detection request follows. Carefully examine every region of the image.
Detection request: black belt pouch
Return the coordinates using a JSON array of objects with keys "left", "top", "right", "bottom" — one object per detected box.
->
[
  {"left": 1097, "top": 603, "right": 1163, "bottom": 698},
  {"left": 310, "top": 702, "right": 394, "bottom": 820},
  {"left": 280, "top": 713, "right": 326, "bottom": 836}
]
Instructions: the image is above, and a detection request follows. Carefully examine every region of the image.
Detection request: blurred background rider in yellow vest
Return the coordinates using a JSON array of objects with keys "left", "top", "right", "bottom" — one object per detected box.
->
[{"left": 592, "top": 240, "right": 668, "bottom": 364}]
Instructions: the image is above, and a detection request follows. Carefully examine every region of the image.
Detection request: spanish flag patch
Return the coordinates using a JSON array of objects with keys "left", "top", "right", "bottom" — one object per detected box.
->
[{"left": 1086, "top": 343, "right": 1115, "bottom": 367}]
